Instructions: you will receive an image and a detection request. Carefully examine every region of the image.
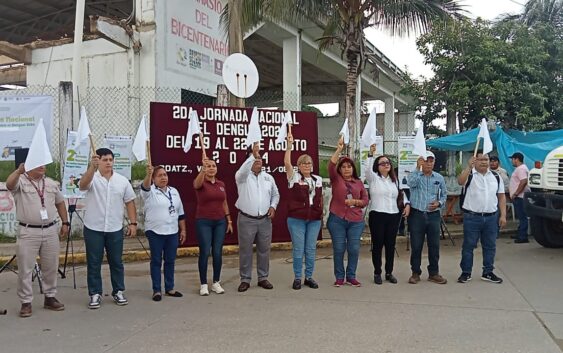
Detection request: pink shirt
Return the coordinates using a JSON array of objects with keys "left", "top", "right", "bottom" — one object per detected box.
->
[
  {"left": 328, "top": 161, "right": 368, "bottom": 222},
  {"left": 509, "top": 164, "right": 531, "bottom": 198}
]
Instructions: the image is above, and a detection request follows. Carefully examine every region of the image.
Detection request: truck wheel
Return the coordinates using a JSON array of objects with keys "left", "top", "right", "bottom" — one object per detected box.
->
[
  {"left": 543, "top": 219, "right": 563, "bottom": 248},
  {"left": 530, "top": 216, "right": 556, "bottom": 248}
]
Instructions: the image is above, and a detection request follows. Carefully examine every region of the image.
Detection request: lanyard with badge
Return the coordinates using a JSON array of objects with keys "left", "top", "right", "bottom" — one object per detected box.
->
[
  {"left": 158, "top": 188, "right": 176, "bottom": 216},
  {"left": 25, "top": 174, "right": 48, "bottom": 220}
]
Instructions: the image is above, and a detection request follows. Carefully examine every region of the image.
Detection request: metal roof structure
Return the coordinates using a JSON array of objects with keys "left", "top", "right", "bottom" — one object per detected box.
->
[{"left": 0, "top": 0, "right": 132, "bottom": 45}]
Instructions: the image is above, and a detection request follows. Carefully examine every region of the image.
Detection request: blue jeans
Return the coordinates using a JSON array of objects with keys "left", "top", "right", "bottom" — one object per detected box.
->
[
  {"left": 460, "top": 213, "right": 498, "bottom": 274},
  {"left": 287, "top": 217, "right": 321, "bottom": 279},
  {"left": 84, "top": 227, "right": 124, "bottom": 296},
  {"left": 513, "top": 197, "right": 528, "bottom": 240},
  {"left": 408, "top": 210, "right": 441, "bottom": 275},
  {"left": 326, "top": 213, "right": 364, "bottom": 280},
  {"left": 196, "top": 218, "right": 226, "bottom": 284},
  {"left": 146, "top": 230, "right": 179, "bottom": 293}
]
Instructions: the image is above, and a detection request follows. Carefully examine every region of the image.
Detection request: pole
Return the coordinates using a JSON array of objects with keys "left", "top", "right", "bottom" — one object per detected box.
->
[
  {"left": 88, "top": 134, "right": 96, "bottom": 155},
  {"left": 473, "top": 137, "right": 481, "bottom": 157},
  {"left": 146, "top": 140, "right": 151, "bottom": 166},
  {"left": 71, "top": 0, "right": 86, "bottom": 121}
]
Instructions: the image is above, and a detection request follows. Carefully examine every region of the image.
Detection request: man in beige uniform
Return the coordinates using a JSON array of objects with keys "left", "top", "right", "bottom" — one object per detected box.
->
[{"left": 6, "top": 162, "right": 70, "bottom": 318}]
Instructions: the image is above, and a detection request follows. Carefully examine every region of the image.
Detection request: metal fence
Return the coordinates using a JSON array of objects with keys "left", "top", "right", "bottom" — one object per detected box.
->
[{"left": 0, "top": 85, "right": 302, "bottom": 161}]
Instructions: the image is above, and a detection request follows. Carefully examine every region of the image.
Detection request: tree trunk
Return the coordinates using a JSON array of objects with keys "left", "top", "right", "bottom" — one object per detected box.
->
[
  {"left": 228, "top": 0, "right": 245, "bottom": 108},
  {"left": 345, "top": 50, "right": 359, "bottom": 160}
]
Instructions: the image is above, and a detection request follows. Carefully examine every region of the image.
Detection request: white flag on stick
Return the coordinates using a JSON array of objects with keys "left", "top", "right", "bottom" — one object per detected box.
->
[
  {"left": 275, "top": 110, "right": 292, "bottom": 146},
  {"left": 25, "top": 118, "right": 53, "bottom": 171},
  {"left": 477, "top": 118, "right": 493, "bottom": 155},
  {"left": 244, "top": 107, "right": 262, "bottom": 148},
  {"left": 74, "top": 106, "right": 92, "bottom": 150},
  {"left": 412, "top": 125, "right": 428, "bottom": 159},
  {"left": 132, "top": 115, "right": 149, "bottom": 161},
  {"left": 183, "top": 108, "right": 202, "bottom": 153},
  {"left": 339, "top": 118, "right": 349, "bottom": 144},
  {"left": 361, "top": 109, "right": 377, "bottom": 147}
]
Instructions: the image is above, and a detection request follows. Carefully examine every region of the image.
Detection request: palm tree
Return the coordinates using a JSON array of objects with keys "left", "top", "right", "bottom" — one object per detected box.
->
[
  {"left": 221, "top": 0, "right": 465, "bottom": 157},
  {"left": 521, "top": 0, "right": 562, "bottom": 27}
]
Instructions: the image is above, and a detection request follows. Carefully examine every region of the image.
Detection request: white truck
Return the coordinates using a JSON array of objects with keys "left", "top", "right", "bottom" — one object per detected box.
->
[{"left": 524, "top": 146, "right": 563, "bottom": 248}]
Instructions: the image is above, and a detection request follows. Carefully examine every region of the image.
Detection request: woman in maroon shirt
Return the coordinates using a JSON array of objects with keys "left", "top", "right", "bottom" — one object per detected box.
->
[
  {"left": 193, "top": 155, "right": 233, "bottom": 296},
  {"left": 327, "top": 136, "right": 368, "bottom": 287}
]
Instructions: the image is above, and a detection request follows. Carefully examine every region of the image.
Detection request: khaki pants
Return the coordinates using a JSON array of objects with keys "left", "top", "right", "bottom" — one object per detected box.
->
[{"left": 16, "top": 226, "right": 60, "bottom": 304}]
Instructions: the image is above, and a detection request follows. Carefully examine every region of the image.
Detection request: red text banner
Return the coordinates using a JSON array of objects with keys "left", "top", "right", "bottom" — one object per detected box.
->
[{"left": 149, "top": 103, "right": 319, "bottom": 246}]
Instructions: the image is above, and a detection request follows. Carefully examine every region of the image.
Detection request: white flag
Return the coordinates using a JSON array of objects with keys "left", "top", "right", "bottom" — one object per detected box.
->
[
  {"left": 412, "top": 125, "right": 428, "bottom": 159},
  {"left": 244, "top": 107, "right": 262, "bottom": 148},
  {"left": 74, "top": 106, "right": 92, "bottom": 150},
  {"left": 361, "top": 109, "right": 377, "bottom": 148},
  {"left": 275, "top": 111, "right": 292, "bottom": 146},
  {"left": 25, "top": 118, "right": 53, "bottom": 171},
  {"left": 477, "top": 118, "right": 493, "bottom": 154},
  {"left": 183, "top": 108, "right": 202, "bottom": 153},
  {"left": 132, "top": 115, "right": 149, "bottom": 161},
  {"left": 339, "top": 118, "right": 349, "bottom": 144}
]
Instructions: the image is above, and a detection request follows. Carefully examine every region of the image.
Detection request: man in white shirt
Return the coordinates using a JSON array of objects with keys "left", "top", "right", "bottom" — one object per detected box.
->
[
  {"left": 457, "top": 152, "right": 507, "bottom": 284},
  {"left": 235, "top": 143, "right": 280, "bottom": 292},
  {"left": 79, "top": 148, "right": 137, "bottom": 309}
]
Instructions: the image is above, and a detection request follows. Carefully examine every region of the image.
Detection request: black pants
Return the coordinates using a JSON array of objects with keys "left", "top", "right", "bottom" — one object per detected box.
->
[{"left": 369, "top": 211, "right": 401, "bottom": 275}]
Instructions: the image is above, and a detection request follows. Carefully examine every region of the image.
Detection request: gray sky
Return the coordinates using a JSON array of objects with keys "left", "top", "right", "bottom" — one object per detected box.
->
[{"left": 365, "top": 0, "right": 525, "bottom": 78}]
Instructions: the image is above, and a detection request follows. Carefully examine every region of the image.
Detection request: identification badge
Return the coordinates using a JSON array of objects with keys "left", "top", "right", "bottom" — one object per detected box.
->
[
  {"left": 169, "top": 205, "right": 176, "bottom": 216},
  {"left": 40, "top": 207, "right": 49, "bottom": 220}
]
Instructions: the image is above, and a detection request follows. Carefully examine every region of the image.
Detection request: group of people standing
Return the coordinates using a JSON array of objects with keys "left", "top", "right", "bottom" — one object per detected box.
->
[{"left": 5, "top": 136, "right": 530, "bottom": 318}]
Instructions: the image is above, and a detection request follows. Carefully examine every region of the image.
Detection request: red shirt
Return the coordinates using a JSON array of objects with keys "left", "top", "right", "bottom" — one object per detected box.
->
[
  {"left": 328, "top": 161, "right": 368, "bottom": 222},
  {"left": 195, "top": 179, "right": 227, "bottom": 220}
]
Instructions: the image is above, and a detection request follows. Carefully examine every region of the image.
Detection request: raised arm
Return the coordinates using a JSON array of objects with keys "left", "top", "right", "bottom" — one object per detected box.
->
[
  {"left": 79, "top": 155, "right": 99, "bottom": 191},
  {"left": 406, "top": 157, "right": 425, "bottom": 189},
  {"left": 329, "top": 136, "right": 344, "bottom": 181},
  {"left": 142, "top": 164, "right": 154, "bottom": 190},
  {"left": 236, "top": 143, "right": 260, "bottom": 184},
  {"left": 193, "top": 157, "right": 208, "bottom": 190},
  {"left": 457, "top": 156, "right": 475, "bottom": 186},
  {"left": 365, "top": 144, "right": 377, "bottom": 185},
  {"left": 6, "top": 163, "right": 25, "bottom": 191},
  {"left": 284, "top": 133, "right": 294, "bottom": 180}
]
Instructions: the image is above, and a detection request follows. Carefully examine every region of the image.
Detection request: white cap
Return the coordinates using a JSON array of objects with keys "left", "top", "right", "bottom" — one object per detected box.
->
[{"left": 424, "top": 151, "right": 435, "bottom": 160}]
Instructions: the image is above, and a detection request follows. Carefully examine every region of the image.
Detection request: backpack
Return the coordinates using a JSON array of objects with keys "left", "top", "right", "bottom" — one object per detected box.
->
[{"left": 460, "top": 171, "right": 500, "bottom": 210}]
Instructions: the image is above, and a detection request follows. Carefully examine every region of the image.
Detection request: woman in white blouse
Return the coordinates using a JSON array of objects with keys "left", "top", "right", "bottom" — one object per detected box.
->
[
  {"left": 141, "top": 165, "right": 187, "bottom": 301},
  {"left": 366, "top": 145, "right": 410, "bottom": 285}
]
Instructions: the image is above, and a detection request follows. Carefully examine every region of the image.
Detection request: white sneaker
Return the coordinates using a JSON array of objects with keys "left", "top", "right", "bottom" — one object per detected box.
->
[
  {"left": 211, "top": 281, "right": 225, "bottom": 294},
  {"left": 112, "top": 290, "right": 128, "bottom": 306},
  {"left": 88, "top": 294, "right": 102, "bottom": 309},
  {"left": 199, "top": 284, "right": 209, "bottom": 296}
]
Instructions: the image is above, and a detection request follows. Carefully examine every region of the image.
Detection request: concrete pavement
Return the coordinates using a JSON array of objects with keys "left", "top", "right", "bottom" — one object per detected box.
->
[{"left": 1, "top": 235, "right": 562, "bottom": 353}]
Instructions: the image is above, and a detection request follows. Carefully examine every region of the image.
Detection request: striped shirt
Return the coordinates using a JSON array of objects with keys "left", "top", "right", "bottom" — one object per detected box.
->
[{"left": 407, "top": 170, "right": 447, "bottom": 212}]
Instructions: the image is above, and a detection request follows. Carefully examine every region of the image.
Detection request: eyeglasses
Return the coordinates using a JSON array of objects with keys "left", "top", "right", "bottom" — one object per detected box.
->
[
  {"left": 378, "top": 161, "right": 391, "bottom": 166},
  {"left": 299, "top": 162, "right": 312, "bottom": 165}
]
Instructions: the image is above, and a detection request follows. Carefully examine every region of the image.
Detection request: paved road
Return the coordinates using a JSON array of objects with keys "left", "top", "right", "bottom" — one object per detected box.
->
[{"left": 1, "top": 238, "right": 562, "bottom": 353}]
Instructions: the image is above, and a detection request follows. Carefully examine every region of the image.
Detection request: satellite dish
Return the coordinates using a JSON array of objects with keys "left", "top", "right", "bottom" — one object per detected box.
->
[{"left": 222, "top": 53, "right": 259, "bottom": 98}]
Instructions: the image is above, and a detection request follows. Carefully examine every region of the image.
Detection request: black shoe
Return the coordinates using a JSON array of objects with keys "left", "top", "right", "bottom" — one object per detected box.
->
[
  {"left": 385, "top": 274, "right": 397, "bottom": 284},
  {"left": 481, "top": 272, "right": 503, "bottom": 283},
  {"left": 514, "top": 239, "right": 529, "bottom": 244},
  {"left": 374, "top": 274, "right": 383, "bottom": 285},
  {"left": 152, "top": 292, "right": 162, "bottom": 301},
  {"left": 457, "top": 273, "right": 472, "bottom": 283},
  {"left": 292, "top": 279, "right": 301, "bottom": 290},
  {"left": 165, "top": 291, "right": 183, "bottom": 297},
  {"left": 304, "top": 278, "right": 319, "bottom": 289}
]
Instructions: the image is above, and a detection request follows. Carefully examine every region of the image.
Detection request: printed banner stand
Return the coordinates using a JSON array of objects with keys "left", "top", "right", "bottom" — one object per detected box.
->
[
  {"left": 397, "top": 136, "right": 420, "bottom": 190},
  {"left": 62, "top": 131, "right": 90, "bottom": 199}
]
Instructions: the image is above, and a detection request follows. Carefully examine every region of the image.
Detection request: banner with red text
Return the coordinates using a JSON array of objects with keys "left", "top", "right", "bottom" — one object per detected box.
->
[
  {"left": 150, "top": 103, "right": 319, "bottom": 246},
  {"left": 156, "top": 0, "right": 227, "bottom": 94}
]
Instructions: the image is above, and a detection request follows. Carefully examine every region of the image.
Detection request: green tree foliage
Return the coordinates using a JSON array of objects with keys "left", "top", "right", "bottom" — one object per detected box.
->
[{"left": 403, "top": 15, "right": 562, "bottom": 131}]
